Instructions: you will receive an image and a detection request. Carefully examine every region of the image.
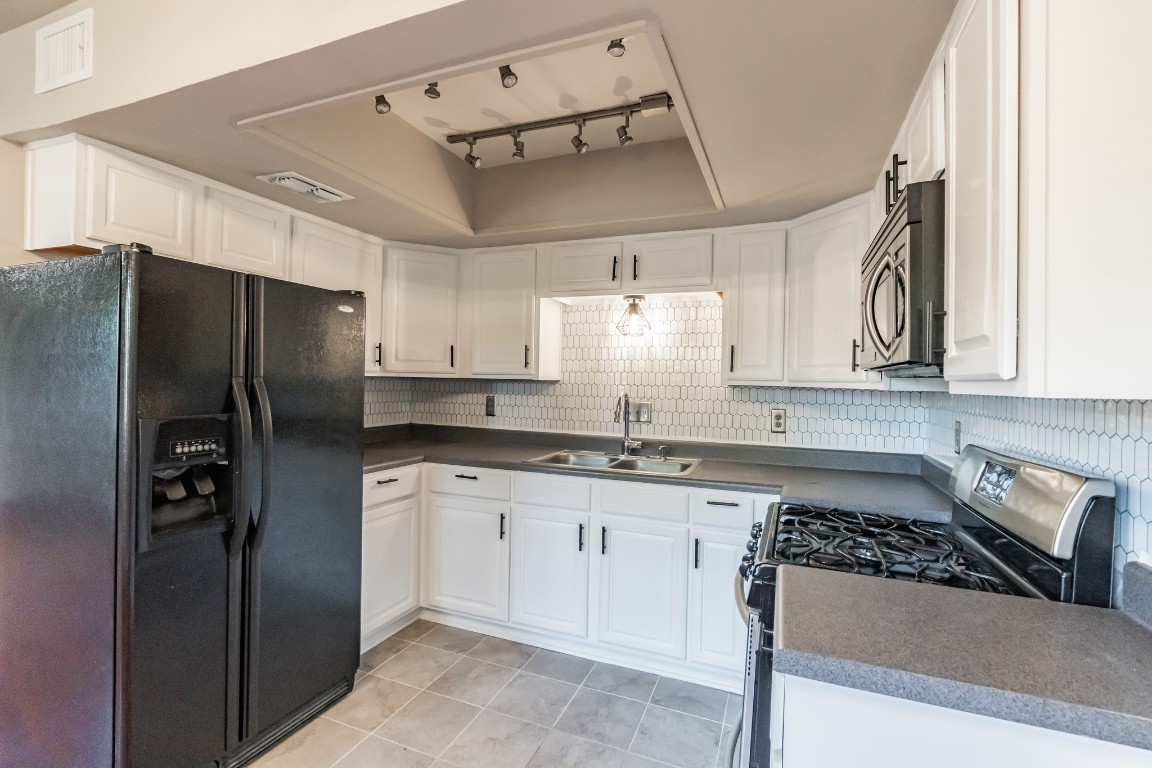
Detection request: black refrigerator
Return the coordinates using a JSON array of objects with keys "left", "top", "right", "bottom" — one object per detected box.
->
[{"left": 0, "top": 244, "right": 365, "bottom": 768}]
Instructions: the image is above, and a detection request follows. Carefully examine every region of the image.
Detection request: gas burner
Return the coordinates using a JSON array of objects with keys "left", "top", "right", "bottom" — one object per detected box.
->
[{"left": 770, "top": 504, "right": 1016, "bottom": 595}]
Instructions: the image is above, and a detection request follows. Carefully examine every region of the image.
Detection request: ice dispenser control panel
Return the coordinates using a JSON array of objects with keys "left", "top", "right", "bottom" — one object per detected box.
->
[
  {"left": 170, "top": 438, "right": 222, "bottom": 459},
  {"left": 149, "top": 415, "right": 230, "bottom": 469}
]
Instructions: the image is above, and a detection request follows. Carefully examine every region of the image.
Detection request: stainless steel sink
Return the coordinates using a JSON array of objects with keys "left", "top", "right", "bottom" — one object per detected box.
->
[{"left": 526, "top": 450, "right": 700, "bottom": 476}]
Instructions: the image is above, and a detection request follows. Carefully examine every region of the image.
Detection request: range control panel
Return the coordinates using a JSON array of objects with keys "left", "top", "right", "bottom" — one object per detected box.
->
[{"left": 170, "top": 438, "right": 222, "bottom": 458}]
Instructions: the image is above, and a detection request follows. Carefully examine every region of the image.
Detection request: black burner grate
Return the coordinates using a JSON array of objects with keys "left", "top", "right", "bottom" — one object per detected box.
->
[{"left": 772, "top": 504, "right": 1016, "bottom": 594}]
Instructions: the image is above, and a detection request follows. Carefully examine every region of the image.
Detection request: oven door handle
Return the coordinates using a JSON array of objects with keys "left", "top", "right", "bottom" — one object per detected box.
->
[{"left": 735, "top": 572, "right": 752, "bottom": 625}]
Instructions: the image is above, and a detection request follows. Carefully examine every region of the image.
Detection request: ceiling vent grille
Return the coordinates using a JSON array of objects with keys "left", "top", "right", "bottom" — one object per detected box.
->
[
  {"left": 35, "top": 9, "right": 94, "bottom": 94},
  {"left": 255, "top": 172, "right": 355, "bottom": 204}
]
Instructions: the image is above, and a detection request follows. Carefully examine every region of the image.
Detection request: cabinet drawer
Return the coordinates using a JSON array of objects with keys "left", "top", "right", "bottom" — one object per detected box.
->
[
  {"left": 600, "top": 482, "right": 689, "bottom": 524},
  {"left": 514, "top": 472, "right": 592, "bottom": 511},
  {"left": 428, "top": 464, "right": 511, "bottom": 500},
  {"left": 363, "top": 464, "right": 421, "bottom": 508},
  {"left": 690, "top": 492, "right": 756, "bottom": 531}
]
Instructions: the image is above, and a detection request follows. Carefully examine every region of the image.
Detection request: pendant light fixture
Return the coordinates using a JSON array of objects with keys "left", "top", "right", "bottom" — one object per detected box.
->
[{"left": 616, "top": 295, "right": 651, "bottom": 337}]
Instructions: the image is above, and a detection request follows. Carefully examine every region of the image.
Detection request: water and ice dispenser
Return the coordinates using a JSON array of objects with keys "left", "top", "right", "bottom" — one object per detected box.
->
[{"left": 138, "top": 415, "right": 236, "bottom": 551}]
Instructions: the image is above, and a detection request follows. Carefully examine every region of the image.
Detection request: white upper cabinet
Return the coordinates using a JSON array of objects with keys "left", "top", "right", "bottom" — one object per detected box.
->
[
  {"left": 785, "top": 196, "right": 877, "bottom": 385},
  {"left": 546, "top": 240, "right": 624, "bottom": 294},
  {"left": 466, "top": 248, "right": 561, "bottom": 380},
  {"left": 202, "top": 187, "right": 290, "bottom": 279},
  {"left": 627, "top": 233, "right": 714, "bottom": 291},
  {"left": 26, "top": 135, "right": 196, "bottom": 259},
  {"left": 289, "top": 218, "right": 384, "bottom": 375},
  {"left": 905, "top": 57, "right": 946, "bottom": 185},
  {"left": 722, "top": 229, "right": 787, "bottom": 385},
  {"left": 943, "top": 0, "right": 1019, "bottom": 382},
  {"left": 383, "top": 248, "right": 459, "bottom": 375}
]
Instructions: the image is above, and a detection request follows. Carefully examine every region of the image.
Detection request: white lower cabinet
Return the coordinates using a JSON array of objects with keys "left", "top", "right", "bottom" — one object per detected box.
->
[
  {"left": 425, "top": 493, "right": 510, "bottom": 621},
  {"left": 361, "top": 497, "right": 419, "bottom": 640},
  {"left": 510, "top": 504, "right": 590, "bottom": 638},
  {"left": 688, "top": 529, "right": 749, "bottom": 670},
  {"left": 598, "top": 516, "right": 690, "bottom": 659},
  {"left": 777, "top": 674, "right": 1151, "bottom": 768}
]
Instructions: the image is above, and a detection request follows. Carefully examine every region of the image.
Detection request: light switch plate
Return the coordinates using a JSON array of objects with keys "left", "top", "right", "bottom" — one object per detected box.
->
[{"left": 770, "top": 408, "right": 786, "bottom": 433}]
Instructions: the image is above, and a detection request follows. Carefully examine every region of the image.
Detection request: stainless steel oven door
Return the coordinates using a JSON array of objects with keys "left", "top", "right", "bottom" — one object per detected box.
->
[{"left": 860, "top": 227, "right": 910, "bottom": 367}]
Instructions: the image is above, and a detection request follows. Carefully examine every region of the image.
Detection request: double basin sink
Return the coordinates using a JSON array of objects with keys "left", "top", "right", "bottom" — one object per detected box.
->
[{"left": 526, "top": 450, "right": 700, "bottom": 476}]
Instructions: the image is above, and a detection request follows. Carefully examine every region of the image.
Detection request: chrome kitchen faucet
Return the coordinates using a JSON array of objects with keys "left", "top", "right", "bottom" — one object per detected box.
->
[{"left": 613, "top": 391, "right": 642, "bottom": 456}]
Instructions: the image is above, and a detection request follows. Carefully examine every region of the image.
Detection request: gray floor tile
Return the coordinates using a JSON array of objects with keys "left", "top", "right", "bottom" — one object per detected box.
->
[
  {"left": 650, "top": 678, "right": 728, "bottom": 722},
  {"left": 716, "top": 727, "right": 734, "bottom": 768},
  {"left": 441, "top": 710, "right": 548, "bottom": 768},
  {"left": 630, "top": 706, "right": 721, "bottom": 768},
  {"left": 582, "top": 663, "right": 659, "bottom": 702},
  {"left": 392, "top": 618, "right": 438, "bottom": 642},
  {"left": 419, "top": 624, "right": 488, "bottom": 654},
  {"left": 722, "top": 695, "right": 743, "bottom": 727},
  {"left": 554, "top": 688, "right": 646, "bottom": 750},
  {"left": 334, "top": 735, "right": 434, "bottom": 768},
  {"left": 324, "top": 676, "right": 421, "bottom": 731},
  {"left": 621, "top": 754, "right": 674, "bottom": 767},
  {"left": 488, "top": 672, "right": 578, "bottom": 728},
  {"left": 467, "top": 636, "right": 540, "bottom": 669},
  {"left": 252, "top": 716, "right": 365, "bottom": 768},
  {"left": 427, "top": 656, "right": 517, "bottom": 707},
  {"left": 376, "top": 691, "right": 480, "bottom": 757},
  {"left": 376, "top": 644, "right": 461, "bottom": 688},
  {"left": 526, "top": 730, "right": 626, "bottom": 768},
  {"left": 360, "top": 636, "right": 410, "bottom": 673},
  {"left": 521, "top": 649, "right": 594, "bottom": 685}
]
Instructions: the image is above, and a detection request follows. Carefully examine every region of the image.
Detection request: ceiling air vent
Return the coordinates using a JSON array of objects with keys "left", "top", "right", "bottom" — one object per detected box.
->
[
  {"left": 255, "top": 172, "right": 354, "bottom": 204},
  {"left": 35, "top": 9, "right": 94, "bottom": 94}
]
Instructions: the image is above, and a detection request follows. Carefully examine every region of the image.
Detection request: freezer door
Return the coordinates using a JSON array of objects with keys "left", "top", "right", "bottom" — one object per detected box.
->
[{"left": 244, "top": 276, "right": 364, "bottom": 740}]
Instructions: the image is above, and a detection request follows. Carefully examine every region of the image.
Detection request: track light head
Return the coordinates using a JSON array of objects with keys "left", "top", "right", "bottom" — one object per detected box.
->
[
  {"left": 464, "top": 140, "right": 482, "bottom": 169},
  {"left": 571, "top": 123, "right": 589, "bottom": 155},
  {"left": 607, "top": 38, "right": 626, "bottom": 57},
  {"left": 374, "top": 95, "right": 391, "bottom": 114},
  {"left": 424, "top": 82, "right": 440, "bottom": 99},
  {"left": 617, "top": 125, "right": 633, "bottom": 147},
  {"left": 511, "top": 134, "right": 525, "bottom": 160},
  {"left": 499, "top": 65, "right": 518, "bottom": 88}
]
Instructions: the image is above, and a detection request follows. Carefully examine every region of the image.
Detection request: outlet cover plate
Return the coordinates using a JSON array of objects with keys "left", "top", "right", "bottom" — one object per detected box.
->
[
  {"left": 770, "top": 408, "right": 786, "bottom": 433},
  {"left": 627, "top": 401, "right": 653, "bottom": 423},
  {"left": 954, "top": 421, "right": 962, "bottom": 454},
  {"left": 485, "top": 395, "right": 496, "bottom": 417}
]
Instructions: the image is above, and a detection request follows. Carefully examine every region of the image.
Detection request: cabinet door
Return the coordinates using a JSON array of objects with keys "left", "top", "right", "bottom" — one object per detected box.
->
[
  {"left": 361, "top": 498, "right": 418, "bottom": 640},
  {"left": 510, "top": 505, "right": 589, "bottom": 638},
  {"left": 628, "top": 233, "right": 714, "bottom": 290},
  {"left": 85, "top": 144, "right": 196, "bottom": 259},
  {"left": 547, "top": 240, "right": 623, "bottom": 294},
  {"left": 785, "top": 198, "right": 873, "bottom": 383},
  {"left": 290, "top": 218, "right": 384, "bottom": 375},
  {"left": 723, "top": 229, "right": 786, "bottom": 384},
  {"left": 425, "top": 495, "right": 509, "bottom": 621},
  {"left": 688, "top": 529, "right": 747, "bottom": 672},
  {"left": 471, "top": 249, "right": 536, "bottom": 376},
  {"left": 599, "top": 517, "right": 688, "bottom": 658},
  {"left": 202, "top": 188, "right": 290, "bottom": 278},
  {"left": 384, "top": 248, "right": 459, "bottom": 374},
  {"left": 906, "top": 57, "right": 946, "bottom": 185},
  {"left": 943, "top": 0, "right": 1018, "bottom": 381}
]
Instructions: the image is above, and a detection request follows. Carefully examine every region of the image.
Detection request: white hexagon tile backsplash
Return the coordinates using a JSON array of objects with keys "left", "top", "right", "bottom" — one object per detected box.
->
[{"left": 365, "top": 296, "right": 1152, "bottom": 603}]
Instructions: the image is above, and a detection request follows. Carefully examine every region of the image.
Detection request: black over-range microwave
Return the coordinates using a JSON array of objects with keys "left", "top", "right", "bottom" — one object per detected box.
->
[{"left": 859, "top": 179, "right": 946, "bottom": 377}]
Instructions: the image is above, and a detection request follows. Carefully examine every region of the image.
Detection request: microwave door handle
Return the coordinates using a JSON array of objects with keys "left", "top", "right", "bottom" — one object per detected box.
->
[
  {"left": 863, "top": 259, "right": 889, "bottom": 358},
  {"left": 895, "top": 263, "right": 907, "bottom": 341}
]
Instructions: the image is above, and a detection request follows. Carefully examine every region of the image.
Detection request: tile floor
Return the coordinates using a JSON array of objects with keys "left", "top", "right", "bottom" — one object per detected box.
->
[{"left": 253, "top": 619, "right": 740, "bottom": 768}]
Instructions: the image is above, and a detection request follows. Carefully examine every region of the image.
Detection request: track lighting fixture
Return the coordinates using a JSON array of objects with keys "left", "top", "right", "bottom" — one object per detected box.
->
[
  {"left": 499, "top": 65, "right": 518, "bottom": 88},
  {"left": 607, "top": 38, "right": 626, "bottom": 57},
  {"left": 616, "top": 114, "right": 633, "bottom": 147},
  {"left": 424, "top": 82, "right": 440, "bottom": 99},
  {"left": 374, "top": 94, "right": 391, "bottom": 114},
  {"left": 511, "top": 133, "right": 525, "bottom": 160},
  {"left": 463, "top": 139, "right": 482, "bottom": 169},
  {"left": 571, "top": 121, "right": 589, "bottom": 154}
]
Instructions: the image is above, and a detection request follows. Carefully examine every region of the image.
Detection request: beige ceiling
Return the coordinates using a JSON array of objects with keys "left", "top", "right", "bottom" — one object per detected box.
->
[
  {"left": 0, "top": 0, "right": 75, "bottom": 34},
  {"left": 7, "top": 0, "right": 958, "bottom": 248}
]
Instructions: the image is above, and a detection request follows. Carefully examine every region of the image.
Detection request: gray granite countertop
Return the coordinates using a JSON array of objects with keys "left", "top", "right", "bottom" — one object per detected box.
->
[
  {"left": 773, "top": 565, "right": 1152, "bottom": 751},
  {"left": 363, "top": 434, "right": 952, "bottom": 521}
]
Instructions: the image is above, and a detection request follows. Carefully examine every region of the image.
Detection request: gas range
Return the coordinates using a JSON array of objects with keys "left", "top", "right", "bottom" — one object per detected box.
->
[{"left": 729, "top": 445, "right": 1118, "bottom": 768}]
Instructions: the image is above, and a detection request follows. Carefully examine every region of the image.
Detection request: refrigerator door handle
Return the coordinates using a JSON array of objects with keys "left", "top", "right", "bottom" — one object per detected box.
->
[
  {"left": 249, "top": 376, "right": 274, "bottom": 552},
  {"left": 226, "top": 377, "right": 254, "bottom": 556}
]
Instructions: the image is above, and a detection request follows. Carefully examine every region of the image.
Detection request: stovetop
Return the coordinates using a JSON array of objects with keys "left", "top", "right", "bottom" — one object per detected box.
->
[{"left": 758, "top": 503, "right": 1018, "bottom": 595}]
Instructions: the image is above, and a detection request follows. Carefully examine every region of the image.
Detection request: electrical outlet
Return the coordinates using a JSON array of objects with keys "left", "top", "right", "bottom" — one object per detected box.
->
[
  {"left": 627, "top": 401, "right": 653, "bottom": 423},
  {"left": 770, "top": 408, "right": 786, "bottom": 434},
  {"left": 954, "top": 421, "right": 962, "bottom": 454},
  {"left": 485, "top": 394, "right": 496, "bottom": 417}
]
